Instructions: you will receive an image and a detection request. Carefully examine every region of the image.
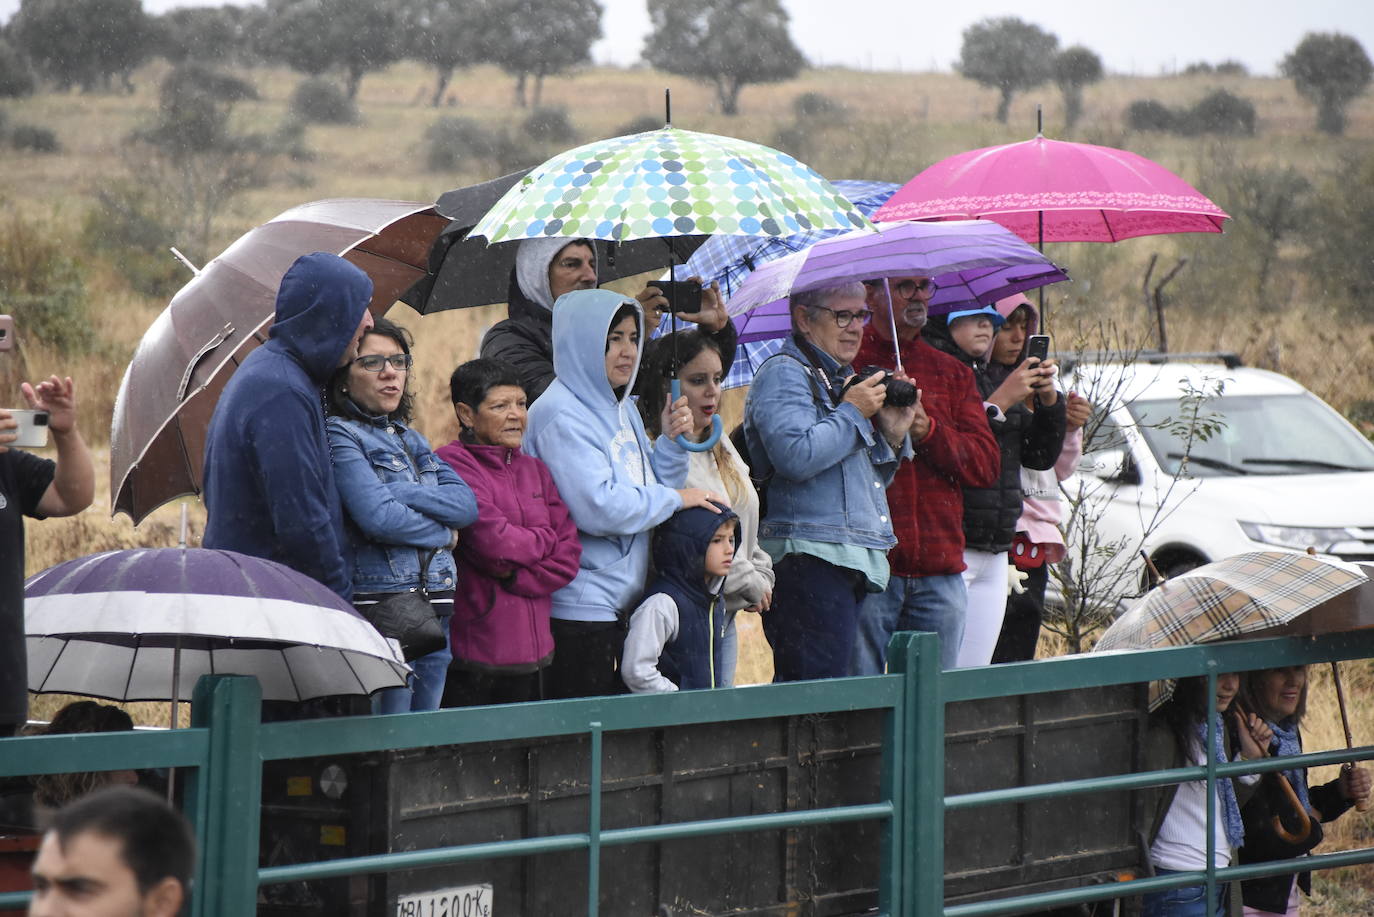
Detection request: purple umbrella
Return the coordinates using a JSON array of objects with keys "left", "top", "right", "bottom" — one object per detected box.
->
[
  {"left": 726, "top": 219, "right": 1069, "bottom": 345},
  {"left": 24, "top": 548, "right": 409, "bottom": 707}
]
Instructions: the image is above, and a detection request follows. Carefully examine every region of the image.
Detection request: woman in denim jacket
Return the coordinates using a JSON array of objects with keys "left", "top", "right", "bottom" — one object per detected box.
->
[
  {"left": 326, "top": 317, "right": 478, "bottom": 712},
  {"left": 743, "top": 282, "right": 915, "bottom": 682}
]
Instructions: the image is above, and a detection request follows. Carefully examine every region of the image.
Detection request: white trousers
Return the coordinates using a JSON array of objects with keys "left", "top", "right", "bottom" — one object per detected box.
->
[{"left": 957, "top": 549, "right": 1008, "bottom": 668}]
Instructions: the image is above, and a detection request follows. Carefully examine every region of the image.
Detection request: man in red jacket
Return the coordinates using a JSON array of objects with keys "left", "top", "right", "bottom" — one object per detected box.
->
[{"left": 850, "top": 276, "right": 1000, "bottom": 671}]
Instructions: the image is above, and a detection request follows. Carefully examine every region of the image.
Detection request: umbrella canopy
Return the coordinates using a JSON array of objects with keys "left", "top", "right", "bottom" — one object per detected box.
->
[
  {"left": 24, "top": 548, "right": 409, "bottom": 703},
  {"left": 1092, "top": 551, "right": 1366, "bottom": 709},
  {"left": 471, "top": 126, "right": 873, "bottom": 247},
  {"left": 110, "top": 199, "right": 449, "bottom": 524},
  {"left": 406, "top": 170, "right": 713, "bottom": 312},
  {"left": 725, "top": 219, "right": 1069, "bottom": 343},
  {"left": 873, "top": 135, "right": 1230, "bottom": 244}
]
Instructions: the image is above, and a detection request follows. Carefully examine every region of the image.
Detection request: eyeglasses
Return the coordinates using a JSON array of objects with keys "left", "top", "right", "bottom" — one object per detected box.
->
[
  {"left": 893, "top": 278, "right": 938, "bottom": 299},
  {"left": 819, "top": 308, "right": 874, "bottom": 329},
  {"left": 353, "top": 354, "right": 412, "bottom": 373}
]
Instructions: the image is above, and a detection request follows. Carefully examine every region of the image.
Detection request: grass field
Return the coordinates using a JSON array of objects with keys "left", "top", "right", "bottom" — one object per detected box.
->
[{"left": 9, "top": 58, "right": 1374, "bottom": 904}]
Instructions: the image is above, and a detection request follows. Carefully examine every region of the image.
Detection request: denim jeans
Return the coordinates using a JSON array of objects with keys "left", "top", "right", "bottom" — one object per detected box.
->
[
  {"left": 374, "top": 615, "right": 452, "bottom": 714},
  {"left": 1142, "top": 869, "right": 1227, "bottom": 917},
  {"left": 850, "top": 573, "right": 967, "bottom": 673},
  {"left": 764, "top": 553, "right": 868, "bottom": 682}
]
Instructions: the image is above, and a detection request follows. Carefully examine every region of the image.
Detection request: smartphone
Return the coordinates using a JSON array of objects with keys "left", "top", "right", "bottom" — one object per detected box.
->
[
  {"left": 1026, "top": 334, "right": 1050, "bottom": 363},
  {"left": 8, "top": 409, "right": 49, "bottom": 448},
  {"left": 0, "top": 315, "right": 12, "bottom": 352},
  {"left": 649, "top": 279, "right": 702, "bottom": 310}
]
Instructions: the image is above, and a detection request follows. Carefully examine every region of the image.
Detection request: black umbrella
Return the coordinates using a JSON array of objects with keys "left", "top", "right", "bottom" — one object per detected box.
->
[{"left": 403, "top": 168, "right": 711, "bottom": 313}]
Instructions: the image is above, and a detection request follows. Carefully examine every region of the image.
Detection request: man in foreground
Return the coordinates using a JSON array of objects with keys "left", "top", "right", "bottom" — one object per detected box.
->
[{"left": 29, "top": 786, "right": 194, "bottom": 917}]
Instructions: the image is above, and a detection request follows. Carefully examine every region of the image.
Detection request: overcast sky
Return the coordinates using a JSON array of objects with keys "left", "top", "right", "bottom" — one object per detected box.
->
[{"left": 3, "top": 0, "right": 1371, "bottom": 77}]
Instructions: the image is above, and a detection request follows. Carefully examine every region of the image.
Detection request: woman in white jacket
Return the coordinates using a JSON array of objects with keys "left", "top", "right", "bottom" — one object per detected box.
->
[{"left": 638, "top": 328, "right": 774, "bottom": 685}]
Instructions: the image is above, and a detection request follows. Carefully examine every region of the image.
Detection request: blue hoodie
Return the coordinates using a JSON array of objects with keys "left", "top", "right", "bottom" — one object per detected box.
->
[
  {"left": 523, "top": 289, "right": 689, "bottom": 623},
  {"left": 641, "top": 503, "right": 739, "bottom": 691},
  {"left": 202, "top": 252, "right": 372, "bottom": 599}
]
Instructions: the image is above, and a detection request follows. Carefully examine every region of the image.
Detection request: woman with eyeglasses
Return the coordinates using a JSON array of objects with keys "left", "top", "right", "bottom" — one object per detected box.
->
[
  {"left": 741, "top": 283, "right": 916, "bottom": 682},
  {"left": 326, "top": 316, "right": 478, "bottom": 713}
]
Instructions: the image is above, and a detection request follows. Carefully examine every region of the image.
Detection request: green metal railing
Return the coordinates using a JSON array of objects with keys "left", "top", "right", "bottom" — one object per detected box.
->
[{"left": 2, "top": 629, "right": 1373, "bottom": 916}]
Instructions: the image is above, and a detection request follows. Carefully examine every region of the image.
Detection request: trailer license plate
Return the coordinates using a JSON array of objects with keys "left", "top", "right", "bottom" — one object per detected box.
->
[{"left": 395, "top": 883, "right": 492, "bottom": 917}]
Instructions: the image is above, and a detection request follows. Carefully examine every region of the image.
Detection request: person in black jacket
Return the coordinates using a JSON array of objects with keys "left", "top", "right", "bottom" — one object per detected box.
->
[
  {"left": 478, "top": 237, "right": 732, "bottom": 404},
  {"left": 1237, "top": 665, "right": 1370, "bottom": 915},
  {"left": 922, "top": 304, "right": 1065, "bottom": 667}
]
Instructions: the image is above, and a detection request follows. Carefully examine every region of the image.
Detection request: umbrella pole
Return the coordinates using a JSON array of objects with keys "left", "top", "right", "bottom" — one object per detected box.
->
[
  {"left": 167, "top": 637, "right": 182, "bottom": 802},
  {"left": 1330, "top": 661, "right": 1371, "bottom": 812},
  {"left": 882, "top": 279, "right": 903, "bottom": 373}
]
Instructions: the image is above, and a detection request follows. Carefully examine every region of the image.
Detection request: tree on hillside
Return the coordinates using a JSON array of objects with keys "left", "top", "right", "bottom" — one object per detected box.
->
[
  {"left": 397, "top": 0, "right": 492, "bottom": 107},
  {"left": 255, "top": 0, "right": 403, "bottom": 100},
  {"left": 958, "top": 17, "right": 1058, "bottom": 124},
  {"left": 158, "top": 6, "right": 257, "bottom": 65},
  {"left": 483, "top": 0, "right": 601, "bottom": 108},
  {"left": 9, "top": 0, "right": 155, "bottom": 92},
  {"left": 643, "top": 0, "right": 805, "bottom": 117},
  {"left": 1053, "top": 45, "right": 1102, "bottom": 130},
  {"left": 1281, "top": 32, "right": 1373, "bottom": 135},
  {"left": 0, "top": 37, "right": 36, "bottom": 98}
]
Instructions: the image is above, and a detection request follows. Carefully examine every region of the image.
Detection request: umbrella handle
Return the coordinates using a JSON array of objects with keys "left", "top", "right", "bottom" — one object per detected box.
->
[
  {"left": 1272, "top": 773, "right": 1315, "bottom": 845},
  {"left": 670, "top": 378, "right": 722, "bottom": 452}
]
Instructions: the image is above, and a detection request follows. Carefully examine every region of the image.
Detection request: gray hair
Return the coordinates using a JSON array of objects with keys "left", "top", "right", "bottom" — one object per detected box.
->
[{"left": 789, "top": 282, "right": 867, "bottom": 333}]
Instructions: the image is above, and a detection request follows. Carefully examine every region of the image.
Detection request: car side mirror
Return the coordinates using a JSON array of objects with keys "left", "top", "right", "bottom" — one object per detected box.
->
[{"left": 1081, "top": 448, "right": 1139, "bottom": 484}]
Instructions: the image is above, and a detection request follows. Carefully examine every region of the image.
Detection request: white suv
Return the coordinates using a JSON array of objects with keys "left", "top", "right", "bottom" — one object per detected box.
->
[{"left": 1059, "top": 354, "right": 1374, "bottom": 607}]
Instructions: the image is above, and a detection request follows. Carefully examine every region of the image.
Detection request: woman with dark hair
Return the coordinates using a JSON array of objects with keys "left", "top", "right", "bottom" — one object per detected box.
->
[
  {"left": 435, "top": 358, "right": 582, "bottom": 706},
  {"left": 326, "top": 316, "right": 478, "bottom": 713},
  {"left": 30, "top": 702, "right": 138, "bottom": 811},
  {"left": 522, "top": 289, "right": 719, "bottom": 699},
  {"left": 1140, "top": 674, "right": 1270, "bottom": 917},
  {"left": 1235, "top": 666, "right": 1370, "bottom": 916},
  {"left": 638, "top": 328, "right": 772, "bottom": 686}
]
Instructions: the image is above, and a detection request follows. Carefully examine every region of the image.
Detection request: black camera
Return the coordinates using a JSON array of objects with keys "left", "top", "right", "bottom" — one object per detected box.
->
[{"left": 842, "top": 366, "right": 919, "bottom": 407}]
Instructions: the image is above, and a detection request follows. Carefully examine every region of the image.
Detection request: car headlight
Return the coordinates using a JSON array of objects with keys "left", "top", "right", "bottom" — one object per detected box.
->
[{"left": 1238, "top": 522, "right": 1361, "bottom": 552}]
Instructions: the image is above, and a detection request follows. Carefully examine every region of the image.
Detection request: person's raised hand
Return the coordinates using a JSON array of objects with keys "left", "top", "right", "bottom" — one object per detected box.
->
[
  {"left": 0, "top": 408, "right": 15, "bottom": 453},
  {"left": 1030, "top": 358, "right": 1059, "bottom": 406},
  {"left": 636, "top": 285, "right": 668, "bottom": 337},
  {"left": 875, "top": 398, "right": 917, "bottom": 451},
  {"left": 907, "top": 388, "right": 930, "bottom": 441},
  {"left": 676, "top": 487, "right": 727, "bottom": 512},
  {"left": 841, "top": 371, "right": 886, "bottom": 418},
  {"left": 671, "top": 278, "right": 729, "bottom": 333},
  {"left": 988, "top": 358, "right": 1042, "bottom": 411},
  {"left": 661, "top": 394, "right": 693, "bottom": 441},
  {"left": 1233, "top": 709, "right": 1272, "bottom": 760},
  {"left": 1341, "top": 764, "right": 1371, "bottom": 803},
  {"left": 1065, "top": 391, "right": 1092, "bottom": 431},
  {"left": 24, "top": 375, "right": 77, "bottom": 435}
]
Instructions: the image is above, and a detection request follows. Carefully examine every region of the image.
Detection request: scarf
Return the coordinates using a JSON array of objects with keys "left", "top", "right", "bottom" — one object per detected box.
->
[
  {"left": 1269, "top": 719, "right": 1311, "bottom": 812},
  {"left": 1196, "top": 715, "right": 1245, "bottom": 849}
]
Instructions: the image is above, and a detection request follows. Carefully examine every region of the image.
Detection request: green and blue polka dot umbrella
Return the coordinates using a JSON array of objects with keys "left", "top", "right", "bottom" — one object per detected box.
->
[{"left": 471, "top": 126, "right": 875, "bottom": 245}]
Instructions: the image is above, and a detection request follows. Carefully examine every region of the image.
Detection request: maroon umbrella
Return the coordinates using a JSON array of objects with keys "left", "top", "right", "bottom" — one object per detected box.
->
[{"left": 110, "top": 199, "right": 449, "bottom": 524}]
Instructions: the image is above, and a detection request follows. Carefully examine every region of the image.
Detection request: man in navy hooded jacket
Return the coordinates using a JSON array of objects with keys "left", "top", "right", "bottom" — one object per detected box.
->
[{"left": 202, "top": 252, "right": 374, "bottom": 600}]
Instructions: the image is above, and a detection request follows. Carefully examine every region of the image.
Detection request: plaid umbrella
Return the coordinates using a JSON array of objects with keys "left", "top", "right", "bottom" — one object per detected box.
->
[{"left": 1093, "top": 551, "right": 1366, "bottom": 709}]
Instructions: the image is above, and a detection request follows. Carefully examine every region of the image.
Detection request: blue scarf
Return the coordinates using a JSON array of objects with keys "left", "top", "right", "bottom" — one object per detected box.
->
[
  {"left": 1268, "top": 719, "right": 1311, "bottom": 812},
  {"left": 1196, "top": 716, "right": 1245, "bottom": 849}
]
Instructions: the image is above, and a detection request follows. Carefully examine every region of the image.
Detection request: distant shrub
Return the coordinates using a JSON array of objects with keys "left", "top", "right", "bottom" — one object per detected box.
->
[
  {"left": 1181, "top": 89, "right": 1256, "bottom": 136},
  {"left": 10, "top": 124, "right": 60, "bottom": 152},
  {"left": 274, "top": 117, "right": 315, "bottom": 163},
  {"left": 1125, "top": 99, "right": 1175, "bottom": 132},
  {"left": 160, "top": 62, "right": 257, "bottom": 108},
  {"left": 80, "top": 185, "right": 187, "bottom": 299},
  {"left": 290, "top": 77, "right": 357, "bottom": 125},
  {"left": 1214, "top": 60, "right": 1249, "bottom": 76},
  {"left": 0, "top": 214, "right": 92, "bottom": 353},
  {"left": 792, "top": 91, "right": 848, "bottom": 122},
  {"left": 614, "top": 114, "right": 663, "bottom": 136},
  {"left": 521, "top": 105, "right": 576, "bottom": 144},
  {"left": 770, "top": 123, "right": 811, "bottom": 161},
  {"left": 424, "top": 116, "right": 506, "bottom": 172},
  {"left": 0, "top": 38, "right": 36, "bottom": 98},
  {"left": 1182, "top": 62, "right": 1215, "bottom": 76}
]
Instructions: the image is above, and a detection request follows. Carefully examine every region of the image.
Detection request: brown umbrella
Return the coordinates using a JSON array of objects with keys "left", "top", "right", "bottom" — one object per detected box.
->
[{"left": 110, "top": 199, "right": 449, "bottom": 524}]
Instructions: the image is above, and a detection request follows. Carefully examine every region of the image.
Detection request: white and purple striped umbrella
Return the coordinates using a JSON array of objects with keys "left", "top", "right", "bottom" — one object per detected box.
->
[
  {"left": 726, "top": 219, "right": 1069, "bottom": 343},
  {"left": 24, "top": 548, "right": 409, "bottom": 703}
]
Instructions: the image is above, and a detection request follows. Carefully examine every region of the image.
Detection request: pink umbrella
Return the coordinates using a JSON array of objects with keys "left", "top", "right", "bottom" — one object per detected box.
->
[{"left": 873, "top": 135, "right": 1230, "bottom": 245}]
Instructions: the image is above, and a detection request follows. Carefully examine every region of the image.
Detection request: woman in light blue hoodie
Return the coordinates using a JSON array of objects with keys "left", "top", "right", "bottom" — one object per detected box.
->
[{"left": 523, "top": 289, "right": 722, "bottom": 698}]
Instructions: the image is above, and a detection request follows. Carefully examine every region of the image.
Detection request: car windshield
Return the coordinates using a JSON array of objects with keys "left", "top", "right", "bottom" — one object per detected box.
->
[{"left": 1130, "top": 393, "right": 1374, "bottom": 477}]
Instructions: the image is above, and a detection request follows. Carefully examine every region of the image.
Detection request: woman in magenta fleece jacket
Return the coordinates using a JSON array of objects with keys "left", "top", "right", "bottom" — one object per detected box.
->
[{"left": 436, "top": 358, "right": 581, "bottom": 706}]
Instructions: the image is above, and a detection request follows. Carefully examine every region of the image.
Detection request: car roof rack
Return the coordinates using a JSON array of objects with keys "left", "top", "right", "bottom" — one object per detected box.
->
[{"left": 1057, "top": 350, "right": 1244, "bottom": 374}]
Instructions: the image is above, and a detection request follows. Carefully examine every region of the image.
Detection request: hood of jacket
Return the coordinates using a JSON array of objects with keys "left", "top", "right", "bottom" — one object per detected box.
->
[
  {"left": 650, "top": 502, "right": 738, "bottom": 604},
  {"left": 992, "top": 293, "right": 1039, "bottom": 368},
  {"left": 268, "top": 252, "right": 373, "bottom": 385},
  {"left": 515, "top": 236, "right": 597, "bottom": 311},
  {"left": 551, "top": 287, "right": 642, "bottom": 412}
]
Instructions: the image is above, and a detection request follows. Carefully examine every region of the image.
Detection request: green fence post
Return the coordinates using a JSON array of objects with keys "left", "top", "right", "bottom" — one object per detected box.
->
[
  {"left": 888, "top": 631, "right": 943, "bottom": 917},
  {"left": 588, "top": 720, "right": 603, "bottom": 917},
  {"left": 187, "top": 674, "right": 263, "bottom": 917}
]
